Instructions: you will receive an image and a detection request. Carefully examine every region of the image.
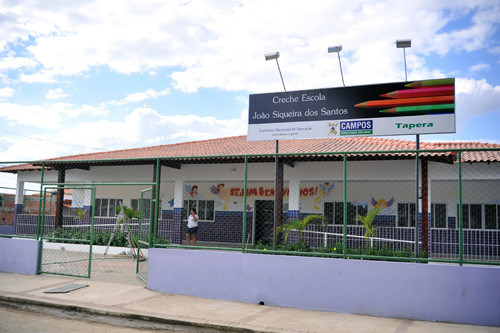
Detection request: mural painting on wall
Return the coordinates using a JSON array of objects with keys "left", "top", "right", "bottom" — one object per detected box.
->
[
  {"left": 185, "top": 185, "right": 201, "bottom": 198},
  {"left": 372, "top": 197, "right": 395, "bottom": 215},
  {"left": 182, "top": 183, "right": 399, "bottom": 215},
  {"left": 211, "top": 183, "right": 230, "bottom": 210},
  {"left": 313, "top": 182, "right": 335, "bottom": 210}
]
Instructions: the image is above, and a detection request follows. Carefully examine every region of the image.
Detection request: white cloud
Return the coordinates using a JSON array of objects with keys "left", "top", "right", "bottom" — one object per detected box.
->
[
  {"left": 0, "top": 87, "right": 14, "bottom": 100},
  {"left": 0, "top": 102, "right": 108, "bottom": 130},
  {"left": 454, "top": 77, "right": 500, "bottom": 129},
  {"left": 2, "top": 1, "right": 497, "bottom": 90},
  {"left": 46, "top": 88, "right": 68, "bottom": 99},
  {"left": 0, "top": 57, "right": 38, "bottom": 71},
  {"left": 115, "top": 88, "right": 170, "bottom": 106},
  {"left": 0, "top": 103, "right": 63, "bottom": 129},
  {"left": 470, "top": 63, "right": 490, "bottom": 73},
  {"left": 19, "top": 70, "right": 57, "bottom": 84},
  {"left": 0, "top": 106, "right": 245, "bottom": 160},
  {"left": 0, "top": 0, "right": 499, "bottom": 161}
]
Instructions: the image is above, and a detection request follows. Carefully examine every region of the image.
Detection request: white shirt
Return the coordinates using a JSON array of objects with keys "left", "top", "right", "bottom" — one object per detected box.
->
[{"left": 187, "top": 214, "right": 199, "bottom": 228}]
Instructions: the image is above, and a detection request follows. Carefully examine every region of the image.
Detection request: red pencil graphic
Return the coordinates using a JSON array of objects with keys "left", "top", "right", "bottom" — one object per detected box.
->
[
  {"left": 354, "top": 95, "right": 454, "bottom": 108},
  {"left": 381, "top": 86, "right": 454, "bottom": 99}
]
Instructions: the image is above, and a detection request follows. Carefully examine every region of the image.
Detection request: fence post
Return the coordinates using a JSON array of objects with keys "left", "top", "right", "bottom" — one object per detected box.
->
[
  {"left": 242, "top": 156, "right": 248, "bottom": 251},
  {"left": 458, "top": 151, "right": 463, "bottom": 266},
  {"left": 343, "top": 153, "right": 347, "bottom": 259},
  {"left": 36, "top": 162, "right": 46, "bottom": 240}
]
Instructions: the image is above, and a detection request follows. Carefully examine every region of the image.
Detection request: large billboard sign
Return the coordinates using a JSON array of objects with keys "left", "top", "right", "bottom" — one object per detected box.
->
[{"left": 247, "top": 78, "right": 455, "bottom": 141}]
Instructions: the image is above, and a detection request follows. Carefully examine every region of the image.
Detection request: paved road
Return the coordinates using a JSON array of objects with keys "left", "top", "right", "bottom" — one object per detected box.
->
[{"left": 0, "top": 302, "right": 232, "bottom": 333}]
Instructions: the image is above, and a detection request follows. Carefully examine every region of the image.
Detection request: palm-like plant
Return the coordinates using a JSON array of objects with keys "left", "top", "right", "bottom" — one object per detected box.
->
[
  {"left": 72, "top": 207, "right": 88, "bottom": 225},
  {"left": 117, "top": 205, "right": 140, "bottom": 226},
  {"left": 357, "top": 206, "right": 382, "bottom": 245},
  {"left": 278, "top": 214, "right": 327, "bottom": 244}
]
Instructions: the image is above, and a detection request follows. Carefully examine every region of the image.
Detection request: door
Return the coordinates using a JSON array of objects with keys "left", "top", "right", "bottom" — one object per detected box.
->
[{"left": 254, "top": 200, "right": 274, "bottom": 245}]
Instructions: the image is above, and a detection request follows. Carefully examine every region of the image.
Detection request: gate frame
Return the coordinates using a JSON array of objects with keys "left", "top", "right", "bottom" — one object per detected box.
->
[
  {"left": 38, "top": 185, "right": 96, "bottom": 278},
  {"left": 136, "top": 187, "right": 154, "bottom": 282}
]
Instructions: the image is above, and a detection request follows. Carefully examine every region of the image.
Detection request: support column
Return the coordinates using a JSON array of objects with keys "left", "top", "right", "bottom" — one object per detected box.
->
[
  {"left": 274, "top": 158, "right": 284, "bottom": 249},
  {"left": 421, "top": 159, "right": 429, "bottom": 255},
  {"left": 152, "top": 161, "right": 161, "bottom": 245},
  {"left": 54, "top": 168, "right": 65, "bottom": 229},
  {"left": 13, "top": 180, "right": 25, "bottom": 227},
  {"left": 172, "top": 179, "right": 184, "bottom": 244},
  {"left": 288, "top": 179, "right": 301, "bottom": 220}
]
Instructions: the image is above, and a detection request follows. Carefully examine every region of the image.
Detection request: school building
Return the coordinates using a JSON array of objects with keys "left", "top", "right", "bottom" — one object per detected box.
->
[{"left": 1, "top": 135, "right": 499, "bottom": 259}]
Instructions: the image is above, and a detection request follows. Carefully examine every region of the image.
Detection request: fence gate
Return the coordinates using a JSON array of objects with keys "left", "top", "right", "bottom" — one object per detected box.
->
[
  {"left": 136, "top": 187, "right": 153, "bottom": 282},
  {"left": 38, "top": 186, "right": 96, "bottom": 278}
]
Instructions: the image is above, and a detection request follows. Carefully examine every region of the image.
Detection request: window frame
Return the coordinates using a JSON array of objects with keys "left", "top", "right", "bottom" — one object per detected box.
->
[
  {"left": 431, "top": 203, "right": 447, "bottom": 229},
  {"left": 457, "top": 203, "right": 499, "bottom": 230},
  {"left": 95, "top": 198, "right": 123, "bottom": 217},
  {"left": 324, "top": 201, "right": 367, "bottom": 225},
  {"left": 183, "top": 199, "right": 215, "bottom": 222},
  {"left": 397, "top": 202, "right": 416, "bottom": 228}
]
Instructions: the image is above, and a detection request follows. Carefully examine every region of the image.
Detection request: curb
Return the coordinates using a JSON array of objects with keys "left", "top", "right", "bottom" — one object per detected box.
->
[{"left": 0, "top": 295, "right": 265, "bottom": 333}]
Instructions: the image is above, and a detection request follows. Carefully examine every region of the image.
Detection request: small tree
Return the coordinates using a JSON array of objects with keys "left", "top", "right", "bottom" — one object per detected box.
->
[
  {"left": 278, "top": 214, "right": 327, "bottom": 244},
  {"left": 72, "top": 207, "right": 88, "bottom": 225},
  {"left": 357, "top": 206, "right": 382, "bottom": 246},
  {"left": 116, "top": 205, "right": 140, "bottom": 226}
]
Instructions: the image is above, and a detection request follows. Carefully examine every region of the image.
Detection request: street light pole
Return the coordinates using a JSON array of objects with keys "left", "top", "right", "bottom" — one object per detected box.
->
[
  {"left": 397, "top": 39, "right": 419, "bottom": 256},
  {"left": 328, "top": 45, "right": 345, "bottom": 87},
  {"left": 265, "top": 51, "right": 286, "bottom": 250}
]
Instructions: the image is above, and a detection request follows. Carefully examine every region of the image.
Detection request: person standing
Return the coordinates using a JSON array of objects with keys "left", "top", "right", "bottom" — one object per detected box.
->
[{"left": 186, "top": 208, "right": 199, "bottom": 246}]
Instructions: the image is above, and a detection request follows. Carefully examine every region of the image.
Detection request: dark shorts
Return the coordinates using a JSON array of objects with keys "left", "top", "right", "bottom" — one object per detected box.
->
[{"left": 186, "top": 226, "right": 198, "bottom": 235}]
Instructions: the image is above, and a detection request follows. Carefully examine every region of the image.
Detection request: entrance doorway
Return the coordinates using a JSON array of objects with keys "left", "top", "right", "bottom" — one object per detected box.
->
[{"left": 254, "top": 200, "right": 274, "bottom": 245}]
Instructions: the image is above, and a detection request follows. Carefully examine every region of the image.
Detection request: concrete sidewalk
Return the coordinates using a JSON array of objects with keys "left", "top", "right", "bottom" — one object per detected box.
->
[{"left": 0, "top": 272, "right": 498, "bottom": 333}]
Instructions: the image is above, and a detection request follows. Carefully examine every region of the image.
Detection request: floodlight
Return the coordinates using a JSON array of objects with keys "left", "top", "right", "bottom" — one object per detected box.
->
[
  {"left": 328, "top": 45, "right": 345, "bottom": 87},
  {"left": 396, "top": 39, "right": 411, "bottom": 48},
  {"left": 396, "top": 39, "right": 411, "bottom": 81},
  {"left": 264, "top": 51, "right": 286, "bottom": 91},
  {"left": 328, "top": 45, "right": 342, "bottom": 53},
  {"left": 265, "top": 52, "right": 280, "bottom": 61}
]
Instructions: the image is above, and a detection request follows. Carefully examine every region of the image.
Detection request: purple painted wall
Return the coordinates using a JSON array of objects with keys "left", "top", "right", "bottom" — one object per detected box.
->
[
  {"left": 148, "top": 248, "right": 500, "bottom": 326},
  {"left": 0, "top": 238, "right": 39, "bottom": 275}
]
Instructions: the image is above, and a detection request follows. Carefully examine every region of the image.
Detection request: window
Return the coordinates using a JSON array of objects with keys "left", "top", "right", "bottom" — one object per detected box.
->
[
  {"left": 431, "top": 203, "right": 447, "bottom": 228},
  {"left": 485, "top": 204, "right": 500, "bottom": 230},
  {"left": 324, "top": 201, "right": 366, "bottom": 225},
  {"left": 183, "top": 199, "right": 214, "bottom": 221},
  {"left": 397, "top": 203, "right": 416, "bottom": 227},
  {"left": 457, "top": 204, "right": 482, "bottom": 229},
  {"left": 324, "top": 202, "right": 343, "bottom": 224},
  {"left": 131, "top": 199, "right": 162, "bottom": 217},
  {"left": 95, "top": 198, "right": 122, "bottom": 217}
]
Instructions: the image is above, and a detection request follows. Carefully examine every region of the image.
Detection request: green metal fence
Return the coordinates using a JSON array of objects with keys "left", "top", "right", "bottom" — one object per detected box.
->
[{"left": 1, "top": 147, "right": 499, "bottom": 268}]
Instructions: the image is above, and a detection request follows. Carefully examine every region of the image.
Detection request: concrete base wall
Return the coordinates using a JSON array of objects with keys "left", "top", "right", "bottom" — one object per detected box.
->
[
  {"left": 148, "top": 248, "right": 500, "bottom": 327},
  {"left": 0, "top": 238, "right": 39, "bottom": 275}
]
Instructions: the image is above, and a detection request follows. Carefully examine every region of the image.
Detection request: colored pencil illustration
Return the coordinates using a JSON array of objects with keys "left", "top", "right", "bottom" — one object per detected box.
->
[
  {"left": 381, "top": 86, "right": 454, "bottom": 99},
  {"left": 404, "top": 78, "right": 454, "bottom": 88},
  {"left": 354, "top": 95, "right": 454, "bottom": 108},
  {"left": 380, "top": 104, "right": 455, "bottom": 114}
]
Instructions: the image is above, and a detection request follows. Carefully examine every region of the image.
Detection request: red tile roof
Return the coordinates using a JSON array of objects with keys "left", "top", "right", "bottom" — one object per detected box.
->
[{"left": 1, "top": 136, "right": 499, "bottom": 172}]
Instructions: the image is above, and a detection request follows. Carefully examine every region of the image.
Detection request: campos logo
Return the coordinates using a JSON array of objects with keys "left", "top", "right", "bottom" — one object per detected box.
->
[{"left": 340, "top": 120, "right": 373, "bottom": 131}]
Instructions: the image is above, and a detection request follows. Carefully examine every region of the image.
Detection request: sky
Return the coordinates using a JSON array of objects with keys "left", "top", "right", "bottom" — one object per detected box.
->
[{"left": 0, "top": 0, "right": 499, "bottom": 162}]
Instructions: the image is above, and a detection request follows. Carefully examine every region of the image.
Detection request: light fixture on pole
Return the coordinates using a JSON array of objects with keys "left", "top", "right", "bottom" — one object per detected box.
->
[
  {"left": 264, "top": 51, "right": 286, "bottom": 92},
  {"left": 264, "top": 51, "right": 286, "bottom": 251},
  {"left": 396, "top": 39, "right": 411, "bottom": 81},
  {"left": 397, "top": 38, "right": 418, "bottom": 256},
  {"left": 328, "top": 45, "right": 345, "bottom": 87}
]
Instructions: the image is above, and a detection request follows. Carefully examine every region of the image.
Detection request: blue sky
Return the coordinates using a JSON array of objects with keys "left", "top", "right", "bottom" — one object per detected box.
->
[{"left": 0, "top": 0, "right": 499, "bottom": 161}]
